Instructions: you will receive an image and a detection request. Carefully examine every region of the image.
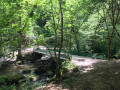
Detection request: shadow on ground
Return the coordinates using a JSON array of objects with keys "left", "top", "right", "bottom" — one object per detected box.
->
[{"left": 59, "top": 60, "right": 120, "bottom": 90}]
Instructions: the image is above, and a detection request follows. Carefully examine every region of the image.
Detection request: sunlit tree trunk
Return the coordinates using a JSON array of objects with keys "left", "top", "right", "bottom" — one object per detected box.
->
[
  {"left": 56, "top": 0, "right": 64, "bottom": 81},
  {"left": 17, "top": 17, "right": 23, "bottom": 60},
  {"left": 50, "top": 0, "right": 57, "bottom": 59},
  {"left": 17, "top": 30, "right": 22, "bottom": 60}
]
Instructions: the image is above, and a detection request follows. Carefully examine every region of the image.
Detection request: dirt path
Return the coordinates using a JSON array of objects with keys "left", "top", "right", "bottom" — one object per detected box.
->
[
  {"left": 71, "top": 55, "right": 106, "bottom": 67},
  {"left": 1, "top": 46, "right": 120, "bottom": 90},
  {"left": 33, "top": 46, "right": 107, "bottom": 67},
  {"left": 6, "top": 46, "right": 120, "bottom": 90},
  {"left": 12, "top": 46, "right": 107, "bottom": 67}
]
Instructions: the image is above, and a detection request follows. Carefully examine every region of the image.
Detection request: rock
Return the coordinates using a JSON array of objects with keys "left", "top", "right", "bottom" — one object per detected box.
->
[
  {"left": 22, "top": 69, "right": 31, "bottom": 74},
  {"left": 46, "top": 70, "right": 53, "bottom": 76},
  {"left": 27, "top": 61, "right": 31, "bottom": 64},
  {"left": 36, "top": 59, "right": 41, "bottom": 62},
  {"left": 18, "top": 70, "right": 23, "bottom": 74},
  {"left": 46, "top": 77, "right": 50, "bottom": 81},
  {"left": 23, "top": 74, "right": 28, "bottom": 78},
  {"left": 18, "top": 79, "right": 26, "bottom": 84},
  {"left": 41, "top": 55, "right": 51, "bottom": 60},
  {"left": 22, "top": 60, "right": 27, "bottom": 64},
  {"left": 29, "top": 76, "right": 39, "bottom": 82},
  {"left": 16, "top": 61, "right": 22, "bottom": 65},
  {"left": 34, "top": 55, "right": 56, "bottom": 73},
  {"left": 23, "top": 52, "right": 56, "bottom": 74},
  {"left": 23, "top": 52, "right": 43, "bottom": 62},
  {"left": 1, "top": 61, "right": 15, "bottom": 68}
]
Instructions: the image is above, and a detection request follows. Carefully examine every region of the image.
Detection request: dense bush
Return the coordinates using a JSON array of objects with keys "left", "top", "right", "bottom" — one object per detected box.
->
[{"left": 0, "top": 75, "right": 16, "bottom": 90}]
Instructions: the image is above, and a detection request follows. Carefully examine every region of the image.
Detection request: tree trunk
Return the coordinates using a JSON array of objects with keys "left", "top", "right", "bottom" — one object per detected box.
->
[
  {"left": 107, "top": 0, "right": 116, "bottom": 60},
  {"left": 74, "top": 34, "right": 80, "bottom": 55},
  {"left": 50, "top": 0, "right": 57, "bottom": 58},
  {"left": 108, "top": 39, "right": 111, "bottom": 60},
  {"left": 17, "top": 43, "right": 22, "bottom": 60},
  {"left": 17, "top": 17, "right": 23, "bottom": 60},
  {"left": 56, "top": 0, "right": 64, "bottom": 81},
  {"left": 17, "top": 35, "right": 22, "bottom": 60}
]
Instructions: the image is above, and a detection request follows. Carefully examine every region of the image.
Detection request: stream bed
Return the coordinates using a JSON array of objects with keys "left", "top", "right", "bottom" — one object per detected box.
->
[{"left": 0, "top": 52, "right": 56, "bottom": 89}]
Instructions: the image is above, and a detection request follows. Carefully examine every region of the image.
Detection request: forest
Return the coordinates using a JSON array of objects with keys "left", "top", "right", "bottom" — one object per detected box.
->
[{"left": 0, "top": 0, "right": 120, "bottom": 90}]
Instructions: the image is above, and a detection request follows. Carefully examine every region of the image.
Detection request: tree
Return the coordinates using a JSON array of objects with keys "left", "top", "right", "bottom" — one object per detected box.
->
[
  {"left": 94, "top": 0, "right": 120, "bottom": 60},
  {"left": 0, "top": 0, "right": 35, "bottom": 59}
]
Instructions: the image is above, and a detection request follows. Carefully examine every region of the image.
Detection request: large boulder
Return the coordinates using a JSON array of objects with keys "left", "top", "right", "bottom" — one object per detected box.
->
[
  {"left": 23, "top": 52, "right": 43, "bottom": 62},
  {"left": 23, "top": 52, "right": 56, "bottom": 74},
  {"left": 35, "top": 55, "right": 56, "bottom": 73}
]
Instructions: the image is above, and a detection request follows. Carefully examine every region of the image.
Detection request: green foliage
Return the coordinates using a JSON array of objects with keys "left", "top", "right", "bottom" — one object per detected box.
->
[
  {"left": 73, "top": 66, "right": 79, "bottom": 72},
  {"left": 32, "top": 83, "right": 43, "bottom": 89},
  {"left": 0, "top": 0, "right": 120, "bottom": 88},
  {"left": 1, "top": 0, "right": 119, "bottom": 60},
  {"left": 61, "top": 60, "right": 76, "bottom": 74},
  {"left": 19, "top": 82, "right": 43, "bottom": 90},
  {"left": 0, "top": 75, "right": 16, "bottom": 90},
  {"left": 0, "top": 75, "right": 7, "bottom": 84},
  {"left": 115, "top": 51, "right": 120, "bottom": 59},
  {"left": 0, "top": 85, "right": 16, "bottom": 90},
  {"left": 62, "top": 60, "right": 76, "bottom": 69}
]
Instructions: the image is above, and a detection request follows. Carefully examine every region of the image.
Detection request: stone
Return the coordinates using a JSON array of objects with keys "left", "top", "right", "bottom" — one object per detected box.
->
[
  {"left": 18, "top": 70, "right": 23, "bottom": 74},
  {"left": 23, "top": 52, "right": 43, "bottom": 62},
  {"left": 46, "top": 70, "right": 53, "bottom": 76},
  {"left": 18, "top": 79, "right": 26, "bottom": 84},
  {"left": 16, "top": 61, "right": 22, "bottom": 65},
  {"left": 34, "top": 56, "right": 56, "bottom": 73},
  {"left": 23, "top": 52, "right": 56, "bottom": 74},
  {"left": 36, "top": 59, "right": 41, "bottom": 62},
  {"left": 46, "top": 77, "right": 50, "bottom": 81},
  {"left": 41, "top": 55, "right": 51, "bottom": 60},
  {"left": 22, "top": 69, "right": 31, "bottom": 74},
  {"left": 29, "top": 76, "right": 39, "bottom": 82}
]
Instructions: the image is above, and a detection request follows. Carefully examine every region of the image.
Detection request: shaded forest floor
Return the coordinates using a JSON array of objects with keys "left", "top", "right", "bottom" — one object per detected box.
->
[
  {"left": 1, "top": 46, "right": 120, "bottom": 90},
  {"left": 35, "top": 58, "right": 120, "bottom": 90}
]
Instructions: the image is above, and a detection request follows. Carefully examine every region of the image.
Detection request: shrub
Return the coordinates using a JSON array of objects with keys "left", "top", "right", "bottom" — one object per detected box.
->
[
  {"left": 0, "top": 85, "right": 16, "bottom": 90},
  {"left": 73, "top": 66, "right": 79, "bottom": 72},
  {"left": 61, "top": 60, "right": 76, "bottom": 74},
  {"left": 0, "top": 75, "right": 7, "bottom": 84},
  {"left": 115, "top": 51, "right": 120, "bottom": 58}
]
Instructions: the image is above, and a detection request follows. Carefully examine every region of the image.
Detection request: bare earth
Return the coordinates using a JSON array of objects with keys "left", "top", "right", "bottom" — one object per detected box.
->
[
  {"left": 1, "top": 46, "right": 120, "bottom": 90},
  {"left": 35, "top": 52, "right": 120, "bottom": 90},
  {"left": 16, "top": 47, "right": 120, "bottom": 90}
]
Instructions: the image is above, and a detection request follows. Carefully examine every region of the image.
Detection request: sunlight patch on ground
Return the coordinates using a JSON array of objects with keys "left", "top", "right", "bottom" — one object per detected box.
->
[
  {"left": 71, "top": 55, "right": 107, "bottom": 73},
  {"left": 35, "top": 83, "right": 69, "bottom": 90},
  {"left": 72, "top": 58, "right": 99, "bottom": 66}
]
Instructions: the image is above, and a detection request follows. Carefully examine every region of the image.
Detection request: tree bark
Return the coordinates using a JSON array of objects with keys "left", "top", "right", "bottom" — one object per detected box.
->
[
  {"left": 50, "top": 0, "right": 57, "bottom": 59},
  {"left": 17, "top": 30, "right": 22, "bottom": 60},
  {"left": 56, "top": 0, "right": 64, "bottom": 81},
  {"left": 17, "top": 17, "right": 23, "bottom": 60}
]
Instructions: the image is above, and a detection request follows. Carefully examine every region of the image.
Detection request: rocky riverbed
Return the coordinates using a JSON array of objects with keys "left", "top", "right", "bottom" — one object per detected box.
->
[{"left": 0, "top": 51, "right": 56, "bottom": 89}]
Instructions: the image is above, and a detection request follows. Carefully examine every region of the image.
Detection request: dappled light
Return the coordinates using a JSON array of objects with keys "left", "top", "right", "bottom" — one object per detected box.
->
[
  {"left": 72, "top": 56, "right": 99, "bottom": 66},
  {"left": 0, "top": 0, "right": 120, "bottom": 89},
  {"left": 60, "top": 61, "right": 120, "bottom": 90}
]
